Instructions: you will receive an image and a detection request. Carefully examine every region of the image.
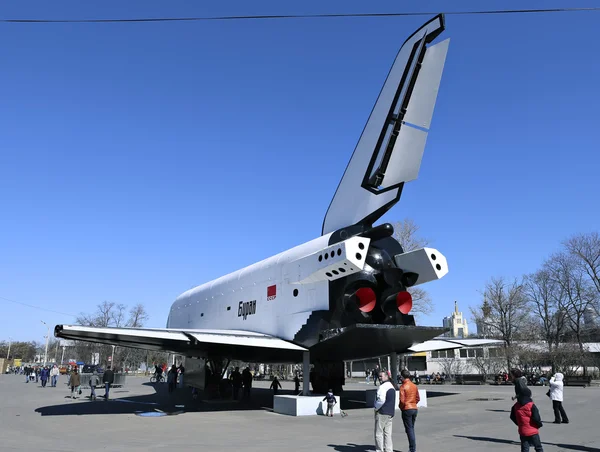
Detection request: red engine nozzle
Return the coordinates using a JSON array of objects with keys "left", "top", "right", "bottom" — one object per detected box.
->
[
  {"left": 355, "top": 287, "right": 376, "bottom": 313},
  {"left": 396, "top": 291, "right": 413, "bottom": 314},
  {"left": 381, "top": 290, "right": 413, "bottom": 316}
]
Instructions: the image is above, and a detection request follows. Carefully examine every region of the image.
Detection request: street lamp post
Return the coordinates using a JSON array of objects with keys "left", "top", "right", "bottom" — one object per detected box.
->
[
  {"left": 61, "top": 345, "right": 66, "bottom": 365},
  {"left": 41, "top": 321, "right": 50, "bottom": 365},
  {"left": 7, "top": 337, "right": 11, "bottom": 360},
  {"left": 111, "top": 345, "right": 115, "bottom": 368}
]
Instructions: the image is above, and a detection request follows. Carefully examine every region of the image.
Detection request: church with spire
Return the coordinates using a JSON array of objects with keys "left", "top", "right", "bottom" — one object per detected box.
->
[{"left": 442, "top": 301, "right": 469, "bottom": 338}]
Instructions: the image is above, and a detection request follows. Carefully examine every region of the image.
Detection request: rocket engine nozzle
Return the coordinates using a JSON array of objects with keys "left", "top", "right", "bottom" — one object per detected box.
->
[
  {"left": 344, "top": 286, "right": 377, "bottom": 315},
  {"left": 354, "top": 287, "right": 377, "bottom": 313},
  {"left": 381, "top": 289, "right": 413, "bottom": 316}
]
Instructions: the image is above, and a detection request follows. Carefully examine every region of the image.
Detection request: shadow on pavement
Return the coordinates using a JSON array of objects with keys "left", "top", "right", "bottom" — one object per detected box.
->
[
  {"left": 327, "top": 444, "right": 375, "bottom": 452},
  {"left": 426, "top": 391, "right": 459, "bottom": 398},
  {"left": 35, "top": 384, "right": 382, "bottom": 417},
  {"left": 485, "top": 409, "right": 511, "bottom": 413},
  {"left": 454, "top": 435, "right": 600, "bottom": 452},
  {"left": 327, "top": 444, "right": 405, "bottom": 452},
  {"left": 35, "top": 385, "right": 282, "bottom": 416},
  {"left": 546, "top": 445, "right": 600, "bottom": 452},
  {"left": 454, "top": 435, "right": 518, "bottom": 445}
]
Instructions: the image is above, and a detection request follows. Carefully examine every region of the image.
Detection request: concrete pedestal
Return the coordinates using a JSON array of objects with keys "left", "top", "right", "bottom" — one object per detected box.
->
[
  {"left": 273, "top": 395, "right": 342, "bottom": 416},
  {"left": 365, "top": 388, "right": 428, "bottom": 409}
]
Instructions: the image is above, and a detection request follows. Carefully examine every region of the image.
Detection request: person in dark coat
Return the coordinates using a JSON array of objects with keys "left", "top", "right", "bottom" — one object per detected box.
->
[
  {"left": 103, "top": 365, "right": 115, "bottom": 400},
  {"left": 270, "top": 376, "right": 282, "bottom": 395},
  {"left": 40, "top": 367, "right": 49, "bottom": 388},
  {"left": 294, "top": 373, "right": 301, "bottom": 393},
  {"left": 70, "top": 368, "right": 81, "bottom": 399},
  {"left": 231, "top": 367, "right": 242, "bottom": 400},
  {"left": 242, "top": 367, "right": 253, "bottom": 398},
  {"left": 167, "top": 364, "right": 177, "bottom": 393}
]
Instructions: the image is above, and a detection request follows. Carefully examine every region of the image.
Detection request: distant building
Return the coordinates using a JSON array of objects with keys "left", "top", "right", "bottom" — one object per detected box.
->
[{"left": 442, "top": 301, "right": 469, "bottom": 338}]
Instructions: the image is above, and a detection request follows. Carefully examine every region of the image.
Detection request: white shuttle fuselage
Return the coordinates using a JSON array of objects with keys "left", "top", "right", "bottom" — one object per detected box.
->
[
  {"left": 56, "top": 14, "right": 452, "bottom": 393},
  {"left": 167, "top": 233, "right": 334, "bottom": 340}
]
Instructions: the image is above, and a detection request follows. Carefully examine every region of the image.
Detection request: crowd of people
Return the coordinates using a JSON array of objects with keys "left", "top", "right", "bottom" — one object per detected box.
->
[{"left": 9, "top": 363, "right": 118, "bottom": 401}]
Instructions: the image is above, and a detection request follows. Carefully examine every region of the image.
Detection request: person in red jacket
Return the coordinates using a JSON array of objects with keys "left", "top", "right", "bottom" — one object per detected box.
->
[{"left": 510, "top": 387, "right": 544, "bottom": 452}]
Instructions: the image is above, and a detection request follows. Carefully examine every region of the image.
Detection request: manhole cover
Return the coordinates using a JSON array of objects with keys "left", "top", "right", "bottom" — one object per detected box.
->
[
  {"left": 468, "top": 398, "right": 503, "bottom": 401},
  {"left": 135, "top": 410, "right": 184, "bottom": 417}
]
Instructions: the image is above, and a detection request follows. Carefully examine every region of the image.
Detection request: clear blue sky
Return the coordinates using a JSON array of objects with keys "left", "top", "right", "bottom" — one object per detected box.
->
[{"left": 1, "top": 1, "right": 599, "bottom": 342}]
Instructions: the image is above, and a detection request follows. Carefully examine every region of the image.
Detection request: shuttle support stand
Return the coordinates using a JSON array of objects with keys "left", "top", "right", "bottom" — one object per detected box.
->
[
  {"left": 302, "top": 351, "right": 310, "bottom": 396},
  {"left": 391, "top": 353, "right": 398, "bottom": 384}
]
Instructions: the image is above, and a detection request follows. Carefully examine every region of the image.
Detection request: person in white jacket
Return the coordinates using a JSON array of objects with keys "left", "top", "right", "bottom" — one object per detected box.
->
[
  {"left": 374, "top": 371, "right": 397, "bottom": 452},
  {"left": 549, "top": 373, "right": 569, "bottom": 424},
  {"left": 50, "top": 365, "right": 60, "bottom": 388}
]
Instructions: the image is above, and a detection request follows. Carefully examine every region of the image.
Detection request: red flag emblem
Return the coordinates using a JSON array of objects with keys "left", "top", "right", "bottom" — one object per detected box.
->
[{"left": 267, "top": 285, "right": 276, "bottom": 301}]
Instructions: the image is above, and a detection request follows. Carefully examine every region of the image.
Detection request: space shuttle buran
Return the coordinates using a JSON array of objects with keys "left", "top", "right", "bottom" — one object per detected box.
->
[{"left": 56, "top": 14, "right": 450, "bottom": 393}]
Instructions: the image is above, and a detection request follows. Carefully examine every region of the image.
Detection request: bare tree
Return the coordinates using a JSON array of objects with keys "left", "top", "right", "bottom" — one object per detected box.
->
[
  {"left": 393, "top": 218, "right": 432, "bottom": 315},
  {"left": 564, "top": 232, "right": 600, "bottom": 330},
  {"left": 112, "top": 304, "right": 127, "bottom": 328},
  {"left": 523, "top": 269, "right": 566, "bottom": 354},
  {"left": 546, "top": 252, "right": 597, "bottom": 374},
  {"left": 120, "top": 304, "right": 150, "bottom": 370},
  {"left": 564, "top": 232, "right": 600, "bottom": 296},
  {"left": 437, "top": 355, "right": 465, "bottom": 380},
  {"left": 471, "top": 353, "right": 505, "bottom": 380},
  {"left": 470, "top": 277, "right": 530, "bottom": 369},
  {"left": 393, "top": 218, "right": 430, "bottom": 252},
  {"left": 127, "top": 304, "right": 149, "bottom": 328},
  {"left": 75, "top": 301, "right": 151, "bottom": 368}
]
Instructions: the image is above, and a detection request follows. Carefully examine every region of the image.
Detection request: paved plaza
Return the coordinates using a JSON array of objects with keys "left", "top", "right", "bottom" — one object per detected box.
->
[{"left": 1, "top": 374, "right": 598, "bottom": 451}]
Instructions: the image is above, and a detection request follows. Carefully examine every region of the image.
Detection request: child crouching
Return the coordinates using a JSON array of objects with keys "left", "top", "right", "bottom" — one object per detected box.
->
[{"left": 510, "top": 387, "right": 544, "bottom": 452}]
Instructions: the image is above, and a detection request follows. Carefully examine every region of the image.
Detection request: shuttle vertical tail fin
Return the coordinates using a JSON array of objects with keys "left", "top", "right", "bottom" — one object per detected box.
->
[{"left": 322, "top": 14, "right": 449, "bottom": 236}]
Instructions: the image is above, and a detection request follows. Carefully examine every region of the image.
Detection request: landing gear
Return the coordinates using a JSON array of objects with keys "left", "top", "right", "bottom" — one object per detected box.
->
[
  {"left": 310, "top": 360, "right": 344, "bottom": 395},
  {"left": 204, "top": 357, "right": 230, "bottom": 399}
]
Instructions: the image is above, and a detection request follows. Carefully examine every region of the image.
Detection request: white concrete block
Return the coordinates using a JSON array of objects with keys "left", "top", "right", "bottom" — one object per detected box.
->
[
  {"left": 417, "top": 389, "right": 427, "bottom": 408},
  {"left": 273, "top": 395, "right": 341, "bottom": 416},
  {"left": 365, "top": 388, "right": 428, "bottom": 410}
]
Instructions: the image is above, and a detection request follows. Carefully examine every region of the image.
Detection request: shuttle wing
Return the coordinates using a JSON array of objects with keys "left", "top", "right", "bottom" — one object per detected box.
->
[
  {"left": 55, "top": 324, "right": 306, "bottom": 362},
  {"left": 322, "top": 14, "right": 449, "bottom": 235}
]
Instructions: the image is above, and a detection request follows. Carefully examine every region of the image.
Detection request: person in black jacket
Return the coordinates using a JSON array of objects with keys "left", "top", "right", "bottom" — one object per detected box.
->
[
  {"left": 231, "top": 367, "right": 242, "bottom": 400},
  {"left": 103, "top": 365, "right": 115, "bottom": 400},
  {"left": 242, "top": 367, "right": 253, "bottom": 399}
]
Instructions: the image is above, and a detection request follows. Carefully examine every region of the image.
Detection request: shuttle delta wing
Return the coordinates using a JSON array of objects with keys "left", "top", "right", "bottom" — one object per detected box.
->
[
  {"left": 322, "top": 14, "right": 449, "bottom": 235},
  {"left": 55, "top": 325, "right": 306, "bottom": 362}
]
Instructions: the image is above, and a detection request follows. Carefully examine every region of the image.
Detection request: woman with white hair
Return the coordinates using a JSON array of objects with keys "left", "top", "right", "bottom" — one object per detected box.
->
[{"left": 549, "top": 373, "right": 569, "bottom": 424}]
